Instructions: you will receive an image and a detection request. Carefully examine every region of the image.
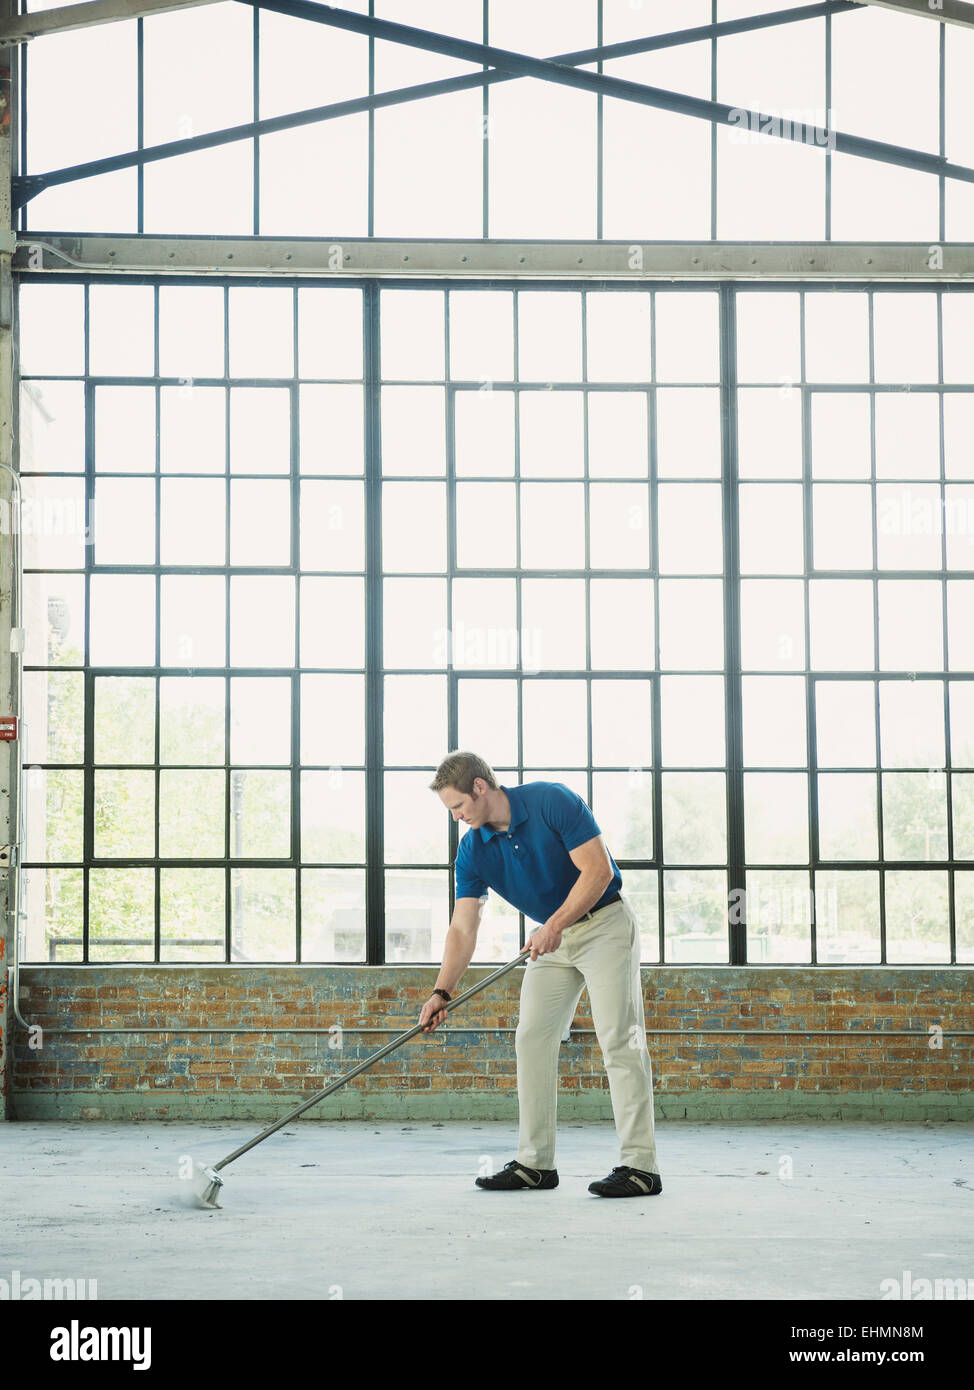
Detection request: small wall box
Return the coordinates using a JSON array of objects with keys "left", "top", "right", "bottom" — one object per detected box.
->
[{"left": 0, "top": 716, "right": 18, "bottom": 740}]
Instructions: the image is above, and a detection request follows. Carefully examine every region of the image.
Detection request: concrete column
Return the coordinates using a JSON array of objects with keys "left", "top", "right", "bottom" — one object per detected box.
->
[{"left": 0, "top": 0, "right": 16, "bottom": 1121}]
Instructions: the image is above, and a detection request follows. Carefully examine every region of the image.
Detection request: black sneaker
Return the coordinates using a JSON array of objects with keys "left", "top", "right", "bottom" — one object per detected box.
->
[
  {"left": 475, "top": 1160, "right": 559, "bottom": 1191},
  {"left": 588, "top": 1166, "right": 662, "bottom": 1197}
]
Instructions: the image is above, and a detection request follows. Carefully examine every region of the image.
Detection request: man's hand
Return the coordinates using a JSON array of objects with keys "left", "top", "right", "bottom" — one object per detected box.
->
[
  {"left": 527, "top": 921, "right": 563, "bottom": 961},
  {"left": 419, "top": 995, "right": 449, "bottom": 1032}
]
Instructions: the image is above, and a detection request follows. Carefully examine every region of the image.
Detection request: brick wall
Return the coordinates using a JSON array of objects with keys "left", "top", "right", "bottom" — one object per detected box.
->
[{"left": 9, "top": 965, "right": 973, "bottom": 1121}]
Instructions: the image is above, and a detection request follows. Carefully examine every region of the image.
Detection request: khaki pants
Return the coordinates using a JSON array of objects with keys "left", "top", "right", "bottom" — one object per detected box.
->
[{"left": 514, "top": 895, "right": 659, "bottom": 1174}]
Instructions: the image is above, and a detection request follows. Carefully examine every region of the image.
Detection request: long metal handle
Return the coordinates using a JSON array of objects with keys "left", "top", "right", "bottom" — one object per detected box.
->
[{"left": 213, "top": 944, "right": 533, "bottom": 1173}]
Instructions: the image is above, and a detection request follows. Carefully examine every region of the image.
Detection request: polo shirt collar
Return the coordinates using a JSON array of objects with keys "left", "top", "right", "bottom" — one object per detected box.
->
[{"left": 479, "top": 784, "right": 528, "bottom": 841}]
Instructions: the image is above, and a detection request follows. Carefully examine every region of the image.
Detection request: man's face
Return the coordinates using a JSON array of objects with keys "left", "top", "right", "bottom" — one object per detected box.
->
[{"left": 438, "top": 780, "right": 489, "bottom": 829}]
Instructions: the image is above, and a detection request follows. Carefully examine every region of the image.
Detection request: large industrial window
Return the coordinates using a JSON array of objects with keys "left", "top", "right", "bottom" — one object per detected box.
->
[
  {"left": 15, "top": 278, "right": 974, "bottom": 967},
  {"left": 16, "top": 1, "right": 974, "bottom": 243}
]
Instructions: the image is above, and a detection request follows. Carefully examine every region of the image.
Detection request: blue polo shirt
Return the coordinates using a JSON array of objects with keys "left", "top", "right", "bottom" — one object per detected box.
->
[{"left": 454, "top": 782, "right": 622, "bottom": 926}]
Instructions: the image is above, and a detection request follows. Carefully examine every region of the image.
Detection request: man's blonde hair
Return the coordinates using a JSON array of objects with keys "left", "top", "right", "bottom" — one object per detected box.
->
[{"left": 429, "top": 751, "right": 498, "bottom": 795}]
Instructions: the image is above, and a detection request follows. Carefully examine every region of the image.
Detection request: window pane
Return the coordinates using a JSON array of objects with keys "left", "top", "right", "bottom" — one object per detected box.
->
[
  {"left": 522, "top": 679, "right": 587, "bottom": 766},
  {"left": 587, "top": 392, "right": 649, "bottom": 479},
  {"left": 161, "top": 479, "right": 226, "bottom": 566},
  {"left": 657, "top": 484, "right": 722, "bottom": 574},
  {"left": 875, "top": 393, "right": 940, "bottom": 479},
  {"left": 385, "top": 771, "right": 448, "bottom": 865},
  {"left": 159, "top": 285, "right": 225, "bottom": 379},
  {"left": 381, "top": 290, "right": 444, "bottom": 381},
  {"left": 94, "top": 770, "right": 155, "bottom": 856},
  {"left": 742, "top": 676, "right": 806, "bottom": 766},
  {"left": 301, "top": 770, "right": 366, "bottom": 863},
  {"left": 951, "top": 774, "right": 974, "bottom": 859},
  {"left": 297, "top": 287, "right": 363, "bottom": 380},
  {"left": 945, "top": 489, "right": 974, "bottom": 571},
  {"left": 809, "top": 580, "right": 874, "bottom": 671},
  {"left": 449, "top": 291, "right": 514, "bottom": 382},
  {"left": 94, "top": 676, "right": 154, "bottom": 764},
  {"left": 21, "top": 381, "right": 85, "bottom": 475},
  {"left": 947, "top": 582, "right": 974, "bottom": 671},
  {"left": 654, "top": 293, "right": 719, "bottom": 383},
  {"left": 23, "top": 671, "right": 83, "bottom": 765},
  {"left": 232, "top": 677, "right": 292, "bottom": 765},
  {"left": 873, "top": 294, "right": 939, "bottom": 385},
  {"left": 452, "top": 578, "right": 518, "bottom": 670},
  {"left": 663, "top": 869, "right": 728, "bottom": 962},
  {"left": 818, "top": 773, "right": 879, "bottom": 860},
  {"left": 815, "top": 681, "right": 876, "bottom": 767},
  {"left": 94, "top": 386, "right": 155, "bottom": 474},
  {"left": 457, "top": 483, "right": 516, "bottom": 569},
  {"left": 160, "top": 770, "right": 225, "bottom": 857},
  {"left": 301, "top": 868, "right": 367, "bottom": 962},
  {"left": 591, "top": 680, "right": 653, "bottom": 767},
  {"left": 89, "top": 869, "right": 154, "bottom": 962},
  {"left": 160, "top": 676, "right": 225, "bottom": 765},
  {"left": 384, "top": 869, "right": 450, "bottom": 963},
  {"left": 590, "top": 579, "right": 654, "bottom": 671},
  {"left": 882, "top": 772, "right": 947, "bottom": 860},
  {"left": 381, "top": 387, "right": 445, "bottom": 476},
  {"left": 89, "top": 286, "right": 154, "bottom": 377},
  {"left": 658, "top": 580, "right": 723, "bottom": 670},
  {"left": 160, "top": 868, "right": 225, "bottom": 962},
  {"left": 228, "top": 287, "right": 293, "bottom": 378},
  {"left": 301, "top": 481, "right": 365, "bottom": 571},
  {"left": 592, "top": 771, "right": 653, "bottom": 860},
  {"left": 230, "top": 480, "right": 291, "bottom": 567},
  {"left": 24, "top": 768, "right": 83, "bottom": 863},
  {"left": 457, "top": 679, "right": 518, "bottom": 765},
  {"left": 662, "top": 779, "right": 726, "bottom": 863},
  {"left": 516, "top": 292, "right": 582, "bottom": 381},
  {"left": 454, "top": 391, "right": 515, "bottom": 476},
  {"left": 24, "top": 866, "right": 82, "bottom": 961},
  {"left": 384, "top": 675, "right": 446, "bottom": 766},
  {"left": 879, "top": 681, "right": 945, "bottom": 767},
  {"left": 89, "top": 576, "right": 156, "bottom": 666},
  {"left": 24, "top": 574, "right": 84, "bottom": 668},
  {"left": 299, "top": 385, "right": 365, "bottom": 476},
  {"left": 950, "top": 682, "right": 974, "bottom": 766},
  {"left": 230, "top": 868, "right": 296, "bottom": 962},
  {"left": 230, "top": 769, "right": 290, "bottom": 858},
  {"left": 736, "top": 292, "right": 801, "bottom": 384},
  {"left": 811, "top": 393, "right": 871, "bottom": 479},
  {"left": 230, "top": 389, "right": 291, "bottom": 475},
  {"left": 804, "top": 293, "right": 869, "bottom": 383},
  {"left": 160, "top": 387, "right": 225, "bottom": 475},
  {"left": 737, "top": 389, "right": 802, "bottom": 480},
  {"left": 885, "top": 870, "right": 949, "bottom": 963},
  {"left": 812, "top": 485, "right": 872, "bottom": 569},
  {"left": 739, "top": 484, "right": 804, "bottom": 574},
  {"left": 876, "top": 483, "right": 942, "bottom": 569},
  {"left": 585, "top": 292, "right": 652, "bottom": 382},
  {"left": 22, "top": 477, "right": 88, "bottom": 570},
  {"left": 301, "top": 577, "right": 365, "bottom": 669},
  {"left": 383, "top": 578, "right": 447, "bottom": 670},
  {"left": 520, "top": 578, "right": 585, "bottom": 672},
  {"left": 520, "top": 484, "right": 585, "bottom": 569},
  {"left": 740, "top": 579, "right": 806, "bottom": 672},
  {"left": 744, "top": 774, "right": 808, "bottom": 863},
  {"left": 230, "top": 577, "right": 295, "bottom": 668},
  {"left": 302, "top": 674, "right": 364, "bottom": 766},
  {"left": 655, "top": 389, "right": 722, "bottom": 479},
  {"left": 589, "top": 483, "right": 650, "bottom": 569},
  {"left": 383, "top": 482, "right": 447, "bottom": 572},
  {"left": 518, "top": 392, "right": 584, "bottom": 477},
  {"left": 745, "top": 870, "right": 812, "bottom": 963},
  {"left": 19, "top": 284, "right": 85, "bottom": 375},
  {"left": 944, "top": 395, "right": 974, "bottom": 480},
  {"left": 661, "top": 676, "right": 724, "bottom": 766},
  {"left": 878, "top": 580, "right": 943, "bottom": 671},
  {"left": 160, "top": 576, "right": 225, "bottom": 667},
  {"left": 815, "top": 870, "right": 881, "bottom": 961}
]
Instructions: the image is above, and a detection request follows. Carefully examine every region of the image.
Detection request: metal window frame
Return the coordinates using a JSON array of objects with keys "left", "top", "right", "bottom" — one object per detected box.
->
[{"left": 14, "top": 273, "right": 974, "bottom": 971}]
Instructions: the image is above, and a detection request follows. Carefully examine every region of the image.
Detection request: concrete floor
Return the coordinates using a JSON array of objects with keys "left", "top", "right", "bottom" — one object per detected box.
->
[{"left": 2, "top": 1119, "right": 972, "bottom": 1301}]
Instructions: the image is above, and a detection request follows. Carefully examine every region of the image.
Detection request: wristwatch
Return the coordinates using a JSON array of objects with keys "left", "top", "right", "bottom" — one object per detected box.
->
[{"left": 432, "top": 988, "right": 451, "bottom": 1002}]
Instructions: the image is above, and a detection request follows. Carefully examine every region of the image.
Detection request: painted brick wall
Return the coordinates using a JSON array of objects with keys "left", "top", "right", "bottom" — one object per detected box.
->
[{"left": 9, "top": 965, "right": 973, "bottom": 1121}]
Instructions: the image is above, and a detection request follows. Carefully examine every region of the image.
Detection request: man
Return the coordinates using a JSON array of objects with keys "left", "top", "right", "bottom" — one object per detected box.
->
[{"left": 419, "top": 750, "right": 661, "bottom": 1199}]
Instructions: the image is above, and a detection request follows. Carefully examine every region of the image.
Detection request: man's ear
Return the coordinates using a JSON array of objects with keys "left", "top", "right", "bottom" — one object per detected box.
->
[{"left": 471, "top": 778, "right": 486, "bottom": 796}]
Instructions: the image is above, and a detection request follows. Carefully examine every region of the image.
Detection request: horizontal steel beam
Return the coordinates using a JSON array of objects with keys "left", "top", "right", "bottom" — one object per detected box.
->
[
  {"left": 0, "top": 0, "right": 222, "bottom": 44},
  {"left": 12, "top": 234, "right": 974, "bottom": 280},
  {"left": 857, "top": 0, "right": 974, "bottom": 26}
]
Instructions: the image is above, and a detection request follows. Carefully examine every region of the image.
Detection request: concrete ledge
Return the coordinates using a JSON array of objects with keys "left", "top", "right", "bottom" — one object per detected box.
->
[{"left": 11, "top": 1088, "right": 973, "bottom": 1123}]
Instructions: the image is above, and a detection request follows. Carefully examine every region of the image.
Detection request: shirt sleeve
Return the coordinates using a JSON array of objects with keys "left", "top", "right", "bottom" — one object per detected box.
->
[
  {"left": 540, "top": 783, "right": 603, "bottom": 853},
  {"left": 454, "top": 834, "right": 489, "bottom": 900}
]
